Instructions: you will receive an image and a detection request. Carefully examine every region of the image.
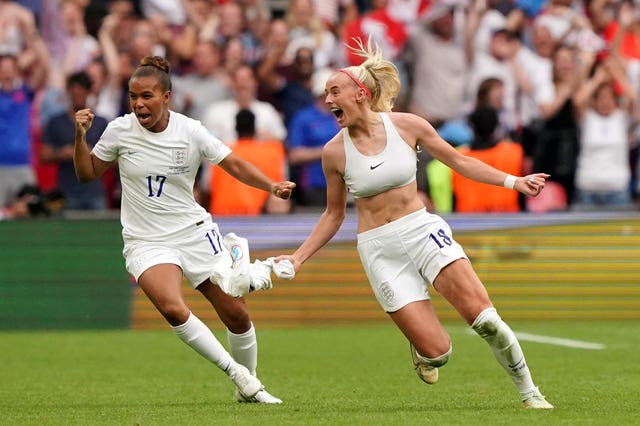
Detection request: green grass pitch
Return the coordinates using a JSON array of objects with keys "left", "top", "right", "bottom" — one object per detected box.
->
[{"left": 1, "top": 321, "right": 638, "bottom": 425}]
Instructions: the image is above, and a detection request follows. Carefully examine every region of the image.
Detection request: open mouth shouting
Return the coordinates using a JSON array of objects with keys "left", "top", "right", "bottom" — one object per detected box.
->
[
  {"left": 331, "top": 107, "right": 344, "bottom": 124},
  {"left": 136, "top": 111, "right": 153, "bottom": 126}
]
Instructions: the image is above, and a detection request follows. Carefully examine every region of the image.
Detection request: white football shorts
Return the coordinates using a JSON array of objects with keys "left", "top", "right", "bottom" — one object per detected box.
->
[
  {"left": 123, "top": 217, "right": 231, "bottom": 288},
  {"left": 356, "top": 208, "right": 468, "bottom": 313}
]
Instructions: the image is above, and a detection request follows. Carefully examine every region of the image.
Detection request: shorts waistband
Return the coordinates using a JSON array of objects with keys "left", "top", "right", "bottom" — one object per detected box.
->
[{"left": 357, "top": 208, "right": 428, "bottom": 243}]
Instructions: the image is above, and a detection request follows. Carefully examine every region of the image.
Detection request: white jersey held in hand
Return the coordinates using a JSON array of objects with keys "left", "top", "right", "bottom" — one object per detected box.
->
[
  {"left": 211, "top": 233, "right": 295, "bottom": 297},
  {"left": 264, "top": 257, "right": 295, "bottom": 280}
]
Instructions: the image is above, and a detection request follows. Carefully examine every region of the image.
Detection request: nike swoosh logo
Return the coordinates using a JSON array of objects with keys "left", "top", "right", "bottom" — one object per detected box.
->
[
  {"left": 508, "top": 357, "right": 525, "bottom": 369},
  {"left": 370, "top": 162, "right": 384, "bottom": 170}
]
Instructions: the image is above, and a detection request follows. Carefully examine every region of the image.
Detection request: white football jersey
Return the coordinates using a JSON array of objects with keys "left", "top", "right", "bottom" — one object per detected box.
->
[{"left": 92, "top": 111, "right": 232, "bottom": 243}]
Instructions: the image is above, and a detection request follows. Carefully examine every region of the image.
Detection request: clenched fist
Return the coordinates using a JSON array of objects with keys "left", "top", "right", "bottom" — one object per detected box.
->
[
  {"left": 271, "top": 181, "right": 296, "bottom": 200},
  {"left": 75, "top": 108, "right": 94, "bottom": 137}
]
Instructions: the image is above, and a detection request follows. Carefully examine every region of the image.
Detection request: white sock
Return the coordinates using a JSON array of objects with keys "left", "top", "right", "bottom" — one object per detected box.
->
[
  {"left": 227, "top": 322, "right": 258, "bottom": 375},
  {"left": 472, "top": 308, "right": 538, "bottom": 400},
  {"left": 172, "top": 312, "right": 234, "bottom": 371},
  {"left": 415, "top": 344, "right": 452, "bottom": 367}
]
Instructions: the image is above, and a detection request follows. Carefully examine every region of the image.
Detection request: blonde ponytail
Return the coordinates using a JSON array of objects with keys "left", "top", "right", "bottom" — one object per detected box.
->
[{"left": 341, "top": 37, "right": 400, "bottom": 112}]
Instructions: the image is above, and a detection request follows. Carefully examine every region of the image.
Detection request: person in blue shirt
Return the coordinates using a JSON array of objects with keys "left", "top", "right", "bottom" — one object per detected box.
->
[
  {"left": 287, "top": 68, "right": 340, "bottom": 208},
  {"left": 0, "top": 53, "right": 47, "bottom": 208}
]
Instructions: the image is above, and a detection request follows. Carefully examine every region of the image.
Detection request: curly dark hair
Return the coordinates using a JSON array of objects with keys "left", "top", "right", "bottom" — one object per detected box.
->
[{"left": 132, "top": 55, "right": 172, "bottom": 91}]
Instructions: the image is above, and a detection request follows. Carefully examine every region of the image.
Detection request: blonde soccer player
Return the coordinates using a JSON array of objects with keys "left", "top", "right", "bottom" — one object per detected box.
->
[{"left": 275, "top": 38, "right": 553, "bottom": 409}]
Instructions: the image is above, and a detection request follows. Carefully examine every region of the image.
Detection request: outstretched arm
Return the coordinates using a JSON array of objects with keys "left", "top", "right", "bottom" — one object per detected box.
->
[
  {"left": 410, "top": 114, "right": 549, "bottom": 197},
  {"left": 276, "top": 141, "right": 347, "bottom": 272},
  {"left": 218, "top": 152, "right": 295, "bottom": 199}
]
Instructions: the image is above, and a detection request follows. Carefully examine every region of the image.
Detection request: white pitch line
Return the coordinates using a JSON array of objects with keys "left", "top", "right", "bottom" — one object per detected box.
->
[
  {"left": 514, "top": 332, "right": 606, "bottom": 350},
  {"left": 464, "top": 328, "right": 606, "bottom": 350}
]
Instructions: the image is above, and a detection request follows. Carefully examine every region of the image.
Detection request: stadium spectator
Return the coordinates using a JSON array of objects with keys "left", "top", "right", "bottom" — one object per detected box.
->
[
  {"left": 286, "top": 67, "right": 339, "bottom": 208},
  {"left": 203, "top": 64, "right": 286, "bottom": 145},
  {"left": 257, "top": 19, "right": 317, "bottom": 125},
  {"left": 470, "top": 0, "right": 511, "bottom": 55},
  {"left": 237, "top": 0, "right": 273, "bottom": 56},
  {"left": 214, "top": 1, "right": 263, "bottom": 66},
  {"left": 88, "top": 12, "right": 124, "bottom": 121},
  {"left": 532, "top": 0, "right": 599, "bottom": 49},
  {"left": 403, "top": 2, "right": 466, "bottom": 207},
  {"left": 385, "top": 0, "right": 430, "bottom": 29},
  {"left": 473, "top": 77, "right": 510, "bottom": 140},
  {"left": 220, "top": 36, "right": 246, "bottom": 83},
  {"left": 41, "top": 71, "right": 108, "bottom": 211},
  {"left": 274, "top": 38, "right": 553, "bottom": 409},
  {"left": 311, "top": 0, "right": 359, "bottom": 33},
  {"left": 403, "top": 1, "right": 467, "bottom": 127},
  {"left": 593, "top": 1, "right": 640, "bottom": 199},
  {"left": 73, "top": 55, "right": 295, "bottom": 403},
  {"left": 452, "top": 106, "right": 524, "bottom": 213},
  {"left": 139, "top": 0, "right": 200, "bottom": 70},
  {"left": 45, "top": 0, "right": 100, "bottom": 89},
  {"left": 283, "top": 0, "right": 338, "bottom": 69},
  {"left": 126, "top": 18, "right": 165, "bottom": 66},
  {"left": 172, "top": 40, "right": 233, "bottom": 122},
  {"left": 514, "top": 19, "right": 555, "bottom": 161},
  {"left": 181, "top": 0, "right": 220, "bottom": 42},
  {"left": 532, "top": 44, "right": 588, "bottom": 206},
  {"left": 0, "top": 41, "right": 49, "bottom": 209},
  {"left": 341, "top": 0, "right": 409, "bottom": 106},
  {"left": 139, "top": 0, "right": 186, "bottom": 27},
  {"left": 591, "top": 0, "right": 640, "bottom": 62},
  {"left": 41, "top": 9, "right": 125, "bottom": 128},
  {"left": 572, "top": 57, "right": 635, "bottom": 210},
  {"left": 465, "top": 13, "right": 529, "bottom": 140},
  {"left": 210, "top": 109, "right": 290, "bottom": 215},
  {"left": 0, "top": 0, "right": 42, "bottom": 68},
  {"left": 202, "top": 64, "right": 287, "bottom": 207}
]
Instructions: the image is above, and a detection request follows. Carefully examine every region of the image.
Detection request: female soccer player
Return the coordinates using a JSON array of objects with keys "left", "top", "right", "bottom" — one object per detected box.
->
[
  {"left": 275, "top": 39, "right": 554, "bottom": 409},
  {"left": 74, "top": 56, "right": 295, "bottom": 403}
]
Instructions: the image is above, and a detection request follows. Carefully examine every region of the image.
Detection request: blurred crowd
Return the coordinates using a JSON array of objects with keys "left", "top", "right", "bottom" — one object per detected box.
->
[{"left": 2, "top": 0, "right": 640, "bottom": 220}]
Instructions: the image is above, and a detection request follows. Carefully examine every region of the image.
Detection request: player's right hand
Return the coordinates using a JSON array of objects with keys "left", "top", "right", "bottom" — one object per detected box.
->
[{"left": 75, "top": 108, "right": 94, "bottom": 135}]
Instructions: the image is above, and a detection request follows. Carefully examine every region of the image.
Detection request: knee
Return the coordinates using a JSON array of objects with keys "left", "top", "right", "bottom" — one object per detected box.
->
[
  {"left": 219, "top": 303, "right": 251, "bottom": 332},
  {"left": 158, "top": 302, "right": 190, "bottom": 326},
  {"left": 471, "top": 307, "right": 501, "bottom": 339}
]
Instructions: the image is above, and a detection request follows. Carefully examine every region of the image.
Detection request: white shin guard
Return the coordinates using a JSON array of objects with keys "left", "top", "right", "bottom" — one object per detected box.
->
[
  {"left": 227, "top": 323, "right": 258, "bottom": 375},
  {"left": 472, "top": 308, "right": 538, "bottom": 398}
]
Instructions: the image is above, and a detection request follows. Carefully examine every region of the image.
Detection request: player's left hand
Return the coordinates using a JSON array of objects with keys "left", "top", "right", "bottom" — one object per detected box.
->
[
  {"left": 273, "top": 254, "right": 302, "bottom": 274},
  {"left": 271, "top": 181, "right": 296, "bottom": 199},
  {"left": 518, "top": 173, "right": 550, "bottom": 197}
]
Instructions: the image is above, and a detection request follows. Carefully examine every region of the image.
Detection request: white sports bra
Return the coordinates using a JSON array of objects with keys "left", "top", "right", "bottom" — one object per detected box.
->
[{"left": 343, "top": 113, "right": 417, "bottom": 198}]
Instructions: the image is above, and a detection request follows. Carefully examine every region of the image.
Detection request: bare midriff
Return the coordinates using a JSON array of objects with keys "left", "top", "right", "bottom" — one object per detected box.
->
[{"left": 353, "top": 181, "right": 425, "bottom": 233}]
